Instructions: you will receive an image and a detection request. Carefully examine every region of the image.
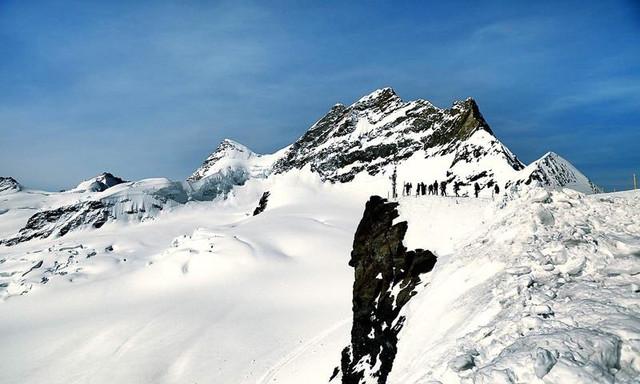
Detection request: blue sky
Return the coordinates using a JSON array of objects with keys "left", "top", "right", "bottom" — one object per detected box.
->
[{"left": 1, "top": 0, "right": 638, "bottom": 191}]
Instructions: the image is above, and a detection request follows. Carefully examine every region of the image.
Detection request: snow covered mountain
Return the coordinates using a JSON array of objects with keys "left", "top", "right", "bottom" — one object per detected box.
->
[
  {"left": 272, "top": 88, "right": 524, "bottom": 188},
  {"left": 0, "top": 88, "right": 600, "bottom": 245},
  {"left": 517, "top": 151, "right": 602, "bottom": 194},
  {"left": 186, "top": 139, "right": 283, "bottom": 200},
  {"left": 190, "top": 87, "right": 599, "bottom": 199},
  {"left": 1, "top": 87, "right": 632, "bottom": 384},
  {"left": 0, "top": 177, "right": 21, "bottom": 194},
  {"left": 72, "top": 172, "right": 126, "bottom": 193}
]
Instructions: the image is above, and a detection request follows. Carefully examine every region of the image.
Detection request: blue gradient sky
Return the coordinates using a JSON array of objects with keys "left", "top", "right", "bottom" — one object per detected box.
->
[{"left": 1, "top": 0, "right": 639, "bottom": 191}]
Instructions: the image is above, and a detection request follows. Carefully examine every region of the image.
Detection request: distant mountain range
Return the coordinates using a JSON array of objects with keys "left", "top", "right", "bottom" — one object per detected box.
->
[{"left": 1, "top": 88, "right": 600, "bottom": 244}]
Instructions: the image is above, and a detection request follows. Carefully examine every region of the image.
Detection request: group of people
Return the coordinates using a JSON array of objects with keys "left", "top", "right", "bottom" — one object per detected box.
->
[
  {"left": 402, "top": 180, "right": 500, "bottom": 198},
  {"left": 403, "top": 181, "right": 448, "bottom": 196}
]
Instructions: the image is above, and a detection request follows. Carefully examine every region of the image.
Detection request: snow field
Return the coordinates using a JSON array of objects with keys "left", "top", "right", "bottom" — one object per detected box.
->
[{"left": 390, "top": 188, "right": 640, "bottom": 383}]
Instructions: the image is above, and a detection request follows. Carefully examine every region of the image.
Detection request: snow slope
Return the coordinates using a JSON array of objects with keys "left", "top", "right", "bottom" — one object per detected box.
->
[
  {"left": 390, "top": 188, "right": 640, "bottom": 383},
  {"left": 1, "top": 173, "right": 638, "bottom": 383},
  {"left": 0, "top": 171, "right": 365, "bottom": 384}
]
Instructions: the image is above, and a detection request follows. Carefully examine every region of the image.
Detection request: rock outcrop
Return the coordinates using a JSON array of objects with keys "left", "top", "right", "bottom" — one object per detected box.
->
[
  {"left": 335, "top": 195, "right": 437, "bottom": 383},
  {"left": 252, "top": 191, "right": 270, "bottom": 216}
]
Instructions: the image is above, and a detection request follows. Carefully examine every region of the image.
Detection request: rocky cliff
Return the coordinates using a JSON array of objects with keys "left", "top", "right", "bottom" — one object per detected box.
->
[{"left": 335, "top": 195, "right": 437, "bottom": 383}]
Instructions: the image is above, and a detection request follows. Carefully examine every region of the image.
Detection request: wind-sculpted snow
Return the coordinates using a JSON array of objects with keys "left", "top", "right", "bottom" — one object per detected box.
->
[{"left": 388, "top": 188, "right": 640, "bottom": 383}]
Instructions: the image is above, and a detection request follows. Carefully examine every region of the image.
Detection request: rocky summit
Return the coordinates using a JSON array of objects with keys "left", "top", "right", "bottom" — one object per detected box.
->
[{"left": 272, "top": 88, "right": 522, "bottom": 183}]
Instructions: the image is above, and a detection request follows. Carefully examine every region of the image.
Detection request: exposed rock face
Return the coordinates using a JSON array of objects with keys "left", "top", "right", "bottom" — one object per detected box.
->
[
  {"left": 252, "top": 191, "right": 270, "bottom": 216},
  {"left": 0, "top": 177, "right": 21, "bottom": 194},
  {"left": 2, "top": 201, "right": 110, "bottom": 246},
  {"left": 272, "top": 88, "right": 524, "bottom": 184},
  {"left": 337, "top": 196, "right": 437, "bottom": 383}
]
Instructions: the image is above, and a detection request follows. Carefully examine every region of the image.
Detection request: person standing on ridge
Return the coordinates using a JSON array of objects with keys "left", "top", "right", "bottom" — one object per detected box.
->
[
  {"left": 433, "top": 180, "right": 438, "bottom": 196},
  {"left": 453, "top": 183, "right": 460, "bottom": 197},
  {"left": 440, "top": 181, "right": 447, "bottom": 197},
  {"left": 474, "top": 182, "right": 480, "bottom": 198}
]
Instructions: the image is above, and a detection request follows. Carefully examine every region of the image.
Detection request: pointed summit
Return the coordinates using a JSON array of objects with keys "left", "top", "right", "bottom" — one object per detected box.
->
[
  {"left": 273, "top": 87, "right": 523, "bottom": 184},
  {"left": 188, "top": 139, "right": 256, "bottom": 183},
  {"left": 353, "top": 87, "right": 402, "bottom": 110},
  {"left": 450, "top": 96, "right": 493, "bottom": 137},
  {"left": 519, "top": 152, "right": 601, "bottom": 194}
]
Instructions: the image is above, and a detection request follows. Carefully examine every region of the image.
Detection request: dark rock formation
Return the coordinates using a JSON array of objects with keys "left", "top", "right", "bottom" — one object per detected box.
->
[
  {"left": 252, "top": 191, "right": 270, "bottom": 216},
  {"left": 336, "top": 195, "right": 437, "bottom": 383}
]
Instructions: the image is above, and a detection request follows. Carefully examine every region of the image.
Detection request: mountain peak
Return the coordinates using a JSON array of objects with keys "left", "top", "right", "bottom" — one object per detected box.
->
[
  {"left": 212, "top": 139, "right": 255, "bottom": 158},
  {"left": 353, "top": 87, "right": 402, "bottom": 110},
  {"left": 74, "top": 172, "right": 126, "bottom": 192},
  {"left": 187, "top": 139, "right": 256, "bottom": 183},
  {"left": 0, "top": 176, "right": 21, "bottom": 194},
  {"left": 522, "top": 152, "right": 601, "bottom": 194}
]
